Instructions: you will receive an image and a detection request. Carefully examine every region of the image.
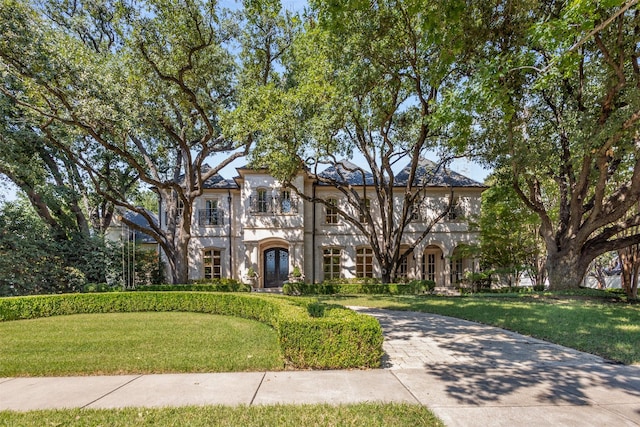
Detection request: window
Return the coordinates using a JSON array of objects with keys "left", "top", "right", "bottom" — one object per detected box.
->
[
  {"left": 398, "top": 256, "right": 408, "bottom": 279},
  {"left": 325, "top": 198, "right": 338, "bottom": 224},
  {"left": 280, "top": 190, "right": 291, "bottom": 213},
  {"left": 426, "top": 253, "right": 436, "bottom": 281},
  {"left": 257, "top": 189, "right": 269, "bottom": 213},
  {"left": 447, "top": 197, "right": 462, "bottom": 221},
  {"left": 203, "top": 249, "right": 222, "bottom": 279},
  {"left": 323, "top": 248, "right": 341, "bottom": 280},
  {"left": 356, "top": 247, "right": 374, "bottom": 278},
  {"left": 450, "top": 258, "right": 463, "bottom": 284},
  {"left": 359, "top": 198, "right": 370, "bottom": 223},
  {"left": 411, "top": 205, "right": 421, "bottom": 221},
  {"left": 199, "top": 199, "right": 220, "bottom": 226}
]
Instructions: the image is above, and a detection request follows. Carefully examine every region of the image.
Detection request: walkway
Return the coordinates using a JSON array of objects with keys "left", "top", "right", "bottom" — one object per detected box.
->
[{"left": 1, "top": 308, "right": 639, "bottom": 426}]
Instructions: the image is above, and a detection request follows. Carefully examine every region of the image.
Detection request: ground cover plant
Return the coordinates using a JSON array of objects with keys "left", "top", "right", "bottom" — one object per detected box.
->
[
  {"left": 0, "top": 292, "right": 383, "bottom": 370},
  {"left": 0, "top": 403, "right": 443, "bottom": 427},
  {"left": 320, "top": 291, "right": 640, "bottom": 365},
  {"left": 0, "top": 312, "right": 283, "bottom": 377}
]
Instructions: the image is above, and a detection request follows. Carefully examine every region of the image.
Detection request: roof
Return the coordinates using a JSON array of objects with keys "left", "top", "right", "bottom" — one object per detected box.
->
[
  {"left": 316, "top": 160, "right": 375, "bottom": 186},
  {"left": 315, "top": 158, "right": 484, "bottom": 188},
  {"left": 395, "top": 158, "right": 485, "bottom": 188},
  {"left": 116, "top": 209, "right": 158, "bottom": 244}
]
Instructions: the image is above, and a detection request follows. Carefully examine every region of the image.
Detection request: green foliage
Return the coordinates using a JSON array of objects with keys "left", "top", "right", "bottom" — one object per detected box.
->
[
  {"left": 0, "top": 292, "right": 383, "bottom": 369},
  {"left": 282, "top": 280, "right": 435, "bottom": 296},
  {"left": 0, "top": 403, "right": 444, "bottom": 427},
  {"left": 142, "top": 280, "right": 251, "bottom": 292}
]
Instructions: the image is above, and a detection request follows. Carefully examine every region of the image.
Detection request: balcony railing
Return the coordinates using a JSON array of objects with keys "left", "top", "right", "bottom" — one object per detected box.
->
[
  {"left": 198, "top": 208, "right": 224, "bottom": 226},
  {"left": 249, "top": 195, "right": 300, "bottom": 215}
]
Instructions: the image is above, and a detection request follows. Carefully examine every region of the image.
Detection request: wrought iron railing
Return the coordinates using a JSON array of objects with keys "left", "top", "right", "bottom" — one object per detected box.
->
[
  {"left": 248, "top": 194, "right": 300, "bottom": 215},
  {"left": 198, "top": 208, "right": 224, "bottom": 226}
]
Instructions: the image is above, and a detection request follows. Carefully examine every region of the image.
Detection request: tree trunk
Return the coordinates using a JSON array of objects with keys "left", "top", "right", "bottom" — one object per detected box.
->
[
  {"left": 619, "top": 244, "right": 640, "bottom": 300},
  {"left": 546, "top": 250, "right": 589, "bottom": 290}
]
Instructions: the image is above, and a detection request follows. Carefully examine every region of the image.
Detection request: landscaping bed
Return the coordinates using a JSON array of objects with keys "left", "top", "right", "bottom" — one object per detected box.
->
[{"left": 0, "top": 292, "right": 383, "bottom": 370}]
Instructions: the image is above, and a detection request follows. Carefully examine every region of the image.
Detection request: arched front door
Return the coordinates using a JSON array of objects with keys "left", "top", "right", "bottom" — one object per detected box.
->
[{"left": 263, "top": 248, "right": 289, "bottom": 288}]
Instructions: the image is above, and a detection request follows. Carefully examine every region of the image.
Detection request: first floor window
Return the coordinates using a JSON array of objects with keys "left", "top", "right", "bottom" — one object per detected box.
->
[
  {"left": 356, "top": 247, "right": 374, "bottom": 278},
  {"left": 398, "top": 256, "right": 408, "bottom": 279},
  {"left": 426, "top": 253, "right": 436, "bottom": 281},
  {"left": 204, "top": 249, "right": 222, "bottom": 279},
  {"left": 323, "top": 248, "right": 341, "bottom": 279},
  {"left": 450, "top": 258, "right": 463, "bottom": 284}
]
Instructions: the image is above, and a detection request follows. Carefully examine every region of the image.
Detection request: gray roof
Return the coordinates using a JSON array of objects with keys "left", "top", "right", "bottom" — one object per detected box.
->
[
  {"left": 202, "top": 173, "right": 237, "bottom": 189},
  {"left": 317, "top": 160, "right": 375, "bottom": 186},
  {"left": 119, "top": 209, "right": 158, "bottom": 244},
  {"left": 317, "top": 158, "right": 484, "bottom": 188},
  {"left": 395, "top": 158, "right": 484, "bottom": 187}
]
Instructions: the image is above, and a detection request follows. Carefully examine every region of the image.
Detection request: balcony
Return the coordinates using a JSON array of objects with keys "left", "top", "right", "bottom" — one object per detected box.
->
[
  {"left": 198, "top": 208, "right": 224, "bottom": 226},
  {"left": 249, "top": 194, "right": 300, "bottom": 215}
]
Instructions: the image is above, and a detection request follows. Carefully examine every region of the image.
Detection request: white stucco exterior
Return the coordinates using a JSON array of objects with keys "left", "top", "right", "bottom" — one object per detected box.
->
[{"left": 160, "top": 164, "right": 485, "bottom": 288}]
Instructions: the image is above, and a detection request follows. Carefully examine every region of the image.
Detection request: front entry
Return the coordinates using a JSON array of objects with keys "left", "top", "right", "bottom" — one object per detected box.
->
[{"left": 263, "top": 248, "right": 289, "bottom": 288}]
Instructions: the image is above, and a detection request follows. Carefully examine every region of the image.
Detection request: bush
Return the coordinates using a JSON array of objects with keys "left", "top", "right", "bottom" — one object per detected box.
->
[
  {"left": 143, "top": 279, "right": 251, "bottom": 292},
  {"left": 282, "top": 280, "right": 435, "bottom": 296},
  {"left": 0, "top": 292, "right": 382, "bottom": 369}
]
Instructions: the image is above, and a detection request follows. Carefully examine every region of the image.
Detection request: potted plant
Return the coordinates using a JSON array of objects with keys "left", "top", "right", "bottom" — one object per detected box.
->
[
  {"left": 288, "top": 265, "right": 304, "bottom": 282},
  {"left": 244, "top": 266, "right": 258, "bottom": 288}
]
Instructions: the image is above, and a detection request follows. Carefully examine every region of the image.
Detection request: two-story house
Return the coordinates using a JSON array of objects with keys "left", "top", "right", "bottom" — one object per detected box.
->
[{"left": 159, "top": 159, "right": 485, "bottom": 288}]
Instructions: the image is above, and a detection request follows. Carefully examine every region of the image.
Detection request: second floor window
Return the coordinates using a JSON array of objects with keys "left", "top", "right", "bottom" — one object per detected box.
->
[
  {"left": 257, "top": 189, "right": 269, "bottom": 213},
  {"left": 199, "top": 200, "right": 221, "bottom": 226},
  {"left": 325, "top": 198, "right": 338, "bottom": 224},
  {"left": 359, "top": 198, "right": 370, "bottom": 223},
  {"left": 280, "top": 190, "right": 291, "bottom": 213}
]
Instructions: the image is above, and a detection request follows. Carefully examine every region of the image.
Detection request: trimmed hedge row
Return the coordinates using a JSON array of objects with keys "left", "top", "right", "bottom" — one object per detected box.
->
[
  {"left": 0, "top": 292, "right": 383, "bottom": 370},
  {"left": 282, "top": 280, "right": 435, "bottom": 296}
]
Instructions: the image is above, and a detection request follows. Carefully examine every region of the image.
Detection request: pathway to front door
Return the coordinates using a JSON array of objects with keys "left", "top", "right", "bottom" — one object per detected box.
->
[{"left": 263, "top": 248, "right": 289, "bottom": 288}]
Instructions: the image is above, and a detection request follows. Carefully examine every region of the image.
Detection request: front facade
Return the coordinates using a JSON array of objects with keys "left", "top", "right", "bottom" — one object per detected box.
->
[{"left": 160, "top": 160, "right": 485, "bottom": 288}]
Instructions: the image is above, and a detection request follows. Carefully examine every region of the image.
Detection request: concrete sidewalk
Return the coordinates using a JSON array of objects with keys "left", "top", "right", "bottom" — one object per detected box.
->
[{"left": 1, "top": 308, "right": 639, "bottom": 426}]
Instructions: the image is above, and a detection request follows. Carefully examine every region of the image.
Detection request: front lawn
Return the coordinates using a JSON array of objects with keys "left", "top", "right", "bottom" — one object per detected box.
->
[
  {"left": 320, "top": 293, "right": 640, "bottom": 365},
  {"left": 0, "top": 403, "right": 443, "bottom": 427},
  {"left": 0, "top": 312, "right": 284, "bottom": 376}
]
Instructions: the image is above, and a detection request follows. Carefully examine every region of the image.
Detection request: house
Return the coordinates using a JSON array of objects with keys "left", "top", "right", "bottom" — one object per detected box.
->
[{"left": 159, "top": 160, "right": 486, "bottom": 288}]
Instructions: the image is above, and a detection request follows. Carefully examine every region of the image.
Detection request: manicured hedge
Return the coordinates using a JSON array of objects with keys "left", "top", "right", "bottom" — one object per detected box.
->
[
  {"left": 282, "top": 280, "right": 435, "bottom": 296},
  {"left": 82, "top": 279, "right": 251, "bottom": 293},
  {"left": 0, "top": 292, "right": 383, "bottom": 369}
]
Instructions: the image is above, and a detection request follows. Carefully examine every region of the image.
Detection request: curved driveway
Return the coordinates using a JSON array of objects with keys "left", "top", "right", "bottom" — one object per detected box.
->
[
  {"left": 1, "top": 308, "right": 639, "bottom": 426},
  {"left": 356, "top": 307, "right": 640, "bottom": 426}
]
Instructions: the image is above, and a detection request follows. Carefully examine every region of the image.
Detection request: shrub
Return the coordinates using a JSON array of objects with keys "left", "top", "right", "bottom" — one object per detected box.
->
[
  {"left": 0, "top": 292, "right": 382, "bottom": 369},
  {"left": 144, "top": 279, "right": 251, "bottom": 292},
  {"left": 282, "top": 280, "right": 434, "bottom": 296}
]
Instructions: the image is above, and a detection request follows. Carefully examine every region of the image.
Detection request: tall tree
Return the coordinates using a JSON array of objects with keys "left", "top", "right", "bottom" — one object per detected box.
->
[
  {"left": 234, "top": 0, "right": 482, "bottom": 283},
  {"left": 0, "top": 0, "right": 251, "bottom": 283},
  {"left": 467, "top": 0, "right": 640, "bottom": 290},
  {"left": 477, "top": 176, "right": 546, "bottom": 287}
]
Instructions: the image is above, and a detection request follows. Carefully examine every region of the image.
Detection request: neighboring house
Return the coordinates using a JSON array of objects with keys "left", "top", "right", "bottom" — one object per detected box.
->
[
  {"left": 159, "top": 160, "right": 486, "bottom": 288},
  {"left": 106, "top": 208, "right": 159, "bottom": 252}
]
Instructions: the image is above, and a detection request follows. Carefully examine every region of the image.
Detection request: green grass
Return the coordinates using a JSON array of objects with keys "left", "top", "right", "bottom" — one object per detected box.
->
[
  {"left": 0, "top": 312, "right": 284, "bottom": 376},
  {"left": 319, "top": 294, "right": 640, "bottom": 365},
  {"left": 0, "top": 403, "right": 443, "bottom": 427}
]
